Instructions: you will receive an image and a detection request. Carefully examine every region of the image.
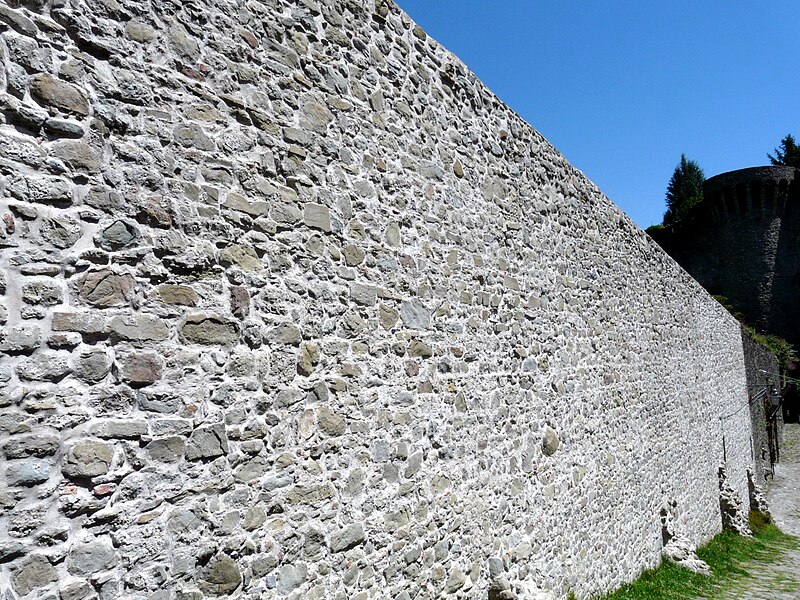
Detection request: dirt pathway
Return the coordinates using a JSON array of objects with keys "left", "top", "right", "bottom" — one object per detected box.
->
[{"left": 718, "top": 422, "right": 800, "bottom": 599}]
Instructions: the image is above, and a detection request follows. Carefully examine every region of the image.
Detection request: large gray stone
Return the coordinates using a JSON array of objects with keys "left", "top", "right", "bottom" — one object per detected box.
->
[
  {"left": 296, "top": 342, "right": 320, "bottom": 376},
  {"left": 21, "top": 280, "right": 62, "bottom": 306},
  {"left": 169, "top": 23, "right": 200, "bottom": 60},
  {"left": 303, "top": 203, "right": 331, "bottom": 232},
  {"left": 0, "top": 5, "right": 37, "bottom": 36},
  {"left": 277, "top": 563, "right": 307, "bottom": 594},
  {"left": 109, "top": 314, "right": 170, "bottom": 343},
  {"left": 88, "top": 418, "right": 148, "bottom": 439},
  {"left": 146, "top": 437, "right": 186, "bottom": 462},
  {"left": 63, "top": 440, "right": 114, "bottom": 478},
  {"left": 6, "top": 458, "right": 52, "bottom": 486},
  {"left": 125, "top": 18, "right": 156, "bottom": 42},
  {"left": 68, "top": 539, "right": 117, "bottom": 575},
  {"left": 174, "top": 123, "right": 214, "bottom": 150},
  {"left": 3, "top": 434, "right": 60, "bottom": 458},
  {"left": 158, "top": 284, "right": 199, "bottom": 306},
  {"left": 30, "top": 74, "right": 90, "bottom": 116},
  {"left": 400, "top": 299, "right": 431, "bottom": 329},
  {"left": 223, "top": 192, "right": 269, "bottom": 217},
  {"left": 0, "top": 324, "right": 41, "bottom": 352},
  {"left": 79, "top": 270, "right": 134, "bottom": 308},
  {"left": 318, "top": 406, "right": 346, "bottom": 437},
  {"left": 16, "top": 352, "right": 70, "bottom": 381},
  {"left": 118, "top": 351, "right": 162, "bottom": 386},
  {"left": 96, "top": 220, "right": 139, "bottom": 250},
  {"left": 11, "top": 554, "right": 58, "bottom": 596},
  {"left": 52, "top": 312, "right": 108, "bottom": 336},
  {"left": 73, "top": 347, "right": 112, "bottom": 382},
  {"left": 51, "top": 140, "right": 101, "bottom": 172},
  {"left": 219, "top": 244, "right": 262, "bottom": 271},
  {"left": 8, "top": 174, "right": 72, "bottom": 206},
  {"left": 186, "top": 424, "right": 228, "bottom": 460},
  {"left": 542, "top": 425, "right": 560, "bottom": 456},
  {"left": 182, "top": 315, "right": 239, "bottom": 345},
  {"left": 329, "top": 523, "right": 366, "bottom": 552},
  {"left": 41, "top": 214, "right": 83, "bottom": 248},
  {"left": 268, "top": 323, "right": 302, "bottom": 346},
  {"left": 196, "top": 554, "right": 241, "bottom": 596}
]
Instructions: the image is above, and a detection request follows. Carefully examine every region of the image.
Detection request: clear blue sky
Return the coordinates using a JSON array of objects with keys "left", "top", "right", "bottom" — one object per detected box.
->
[{"left": 395, "top": 0, "right": 800, "bottom": 228}]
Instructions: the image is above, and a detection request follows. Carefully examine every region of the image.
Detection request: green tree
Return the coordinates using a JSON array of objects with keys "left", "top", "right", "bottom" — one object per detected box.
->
[
  {"left": 767, "top": 134, "right": 800, "bottom": 168},
  {"left": 663, "top": 154, "right": 705, "bottom": 225}
]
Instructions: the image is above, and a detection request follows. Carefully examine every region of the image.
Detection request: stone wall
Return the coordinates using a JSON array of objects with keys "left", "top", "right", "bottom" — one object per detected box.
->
[
  {"left": 0, "top": 0, "right": 755, "bottom": 598},
  {"left": 741, "top": 329, "right": 783, "bottom": 483}
]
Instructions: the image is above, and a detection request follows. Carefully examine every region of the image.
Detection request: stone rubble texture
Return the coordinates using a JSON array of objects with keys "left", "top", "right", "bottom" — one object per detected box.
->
[{"left": 0, "top": 0, "right": 757, "bottom": 598}]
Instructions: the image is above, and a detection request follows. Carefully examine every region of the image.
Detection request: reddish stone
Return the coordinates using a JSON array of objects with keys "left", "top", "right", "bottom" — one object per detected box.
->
[
  {"left": 230, "top": 286, "right": 249, "bottom": 319},
  {"left": 79, "top": 270, "right": 134, "bottom": 308},
  {"left": 118, "top": 351, "right": 162, "bottom": 387},
  {"left": 93, "top": 483, "right": 116, "bottom": 496},
  {"left": 60, "top": 484, "right": 79, "bottom": 495}
]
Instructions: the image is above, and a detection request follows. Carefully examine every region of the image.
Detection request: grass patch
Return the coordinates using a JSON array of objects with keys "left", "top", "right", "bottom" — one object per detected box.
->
[{"left": 601, "top": 512, "right": 798, "bottom": 599}]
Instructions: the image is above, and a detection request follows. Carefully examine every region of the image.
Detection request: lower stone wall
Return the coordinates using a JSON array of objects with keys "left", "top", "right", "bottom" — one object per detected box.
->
[
  {"left": 741, "top": 329, "right": 783, "bottom": 484},
  {"left": 0, "top": 1, "right": 757, "bottom": 599}
]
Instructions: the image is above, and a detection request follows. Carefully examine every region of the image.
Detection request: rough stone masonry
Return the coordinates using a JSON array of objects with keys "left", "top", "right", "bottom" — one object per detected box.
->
[{"left": 0, "top": 0, "right": 756, "bottom": 598}]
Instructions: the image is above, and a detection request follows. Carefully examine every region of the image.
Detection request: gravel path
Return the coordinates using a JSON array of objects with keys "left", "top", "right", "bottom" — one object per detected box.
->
[{"left": 716, "top": 422, "right": 800, "bottom": 599}]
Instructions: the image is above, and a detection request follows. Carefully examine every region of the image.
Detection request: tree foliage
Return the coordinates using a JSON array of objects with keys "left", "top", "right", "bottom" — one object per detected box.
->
[
  {"left": 663, "top": 154, "right": 705, "bottom": 225},
  {"left": 767, "top": 134, "right": 800, "bottom": 168},
  {"left": 713, "top": 295, "right": 797, "bottom": 372}
]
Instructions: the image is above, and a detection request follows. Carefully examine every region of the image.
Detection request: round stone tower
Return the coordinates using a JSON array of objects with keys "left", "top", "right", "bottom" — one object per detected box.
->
[{"left": 651, "top": 165, "right": 800, "bottom": 347}]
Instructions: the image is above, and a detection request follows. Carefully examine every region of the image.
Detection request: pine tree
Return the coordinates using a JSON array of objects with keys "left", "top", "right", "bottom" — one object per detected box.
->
[
  {"left": 768, "top": 134, "right": 800, "bottom": 168},
  {"left": 663, "top": 154, "right": 705, "bottom": 225}
]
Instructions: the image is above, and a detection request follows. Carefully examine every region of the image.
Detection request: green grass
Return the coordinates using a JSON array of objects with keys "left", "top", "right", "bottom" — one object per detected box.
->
[{"left": 601, "top": 512, "right": 799, "bottom": 600}]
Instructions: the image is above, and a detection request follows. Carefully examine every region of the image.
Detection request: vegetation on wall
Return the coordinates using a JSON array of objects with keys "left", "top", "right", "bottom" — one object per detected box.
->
[
  {"left": 602, "top": 512, "right": 798, "bottom": 600},
  {"left": 713, "top": 295, "right": 797, "bottom": 372},
  {"left": 745, "top": 328, "right": 797, "bottom": 373}
]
